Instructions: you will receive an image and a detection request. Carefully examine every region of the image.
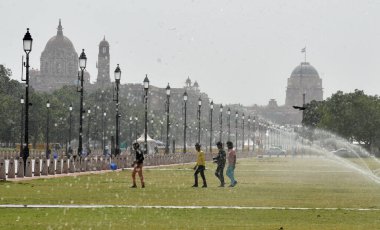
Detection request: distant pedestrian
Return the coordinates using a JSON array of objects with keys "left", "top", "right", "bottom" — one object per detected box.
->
[
  {"left": 213, "top": 142, "right": 226, "bottom": 187},
  {"left": 131, "top": 142, "right": 145, "bottom": 188},
  {"left": 192, "top": 143, "right": 207, "bottom": 188},
  {"left": 226, "top": 141, "right": 237, "bottom": 187}
]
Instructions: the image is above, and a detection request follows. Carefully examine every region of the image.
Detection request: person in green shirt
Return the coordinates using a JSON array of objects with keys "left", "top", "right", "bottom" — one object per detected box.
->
[{"left": 192, "top": 143, "right": 207, "bottom": 188}]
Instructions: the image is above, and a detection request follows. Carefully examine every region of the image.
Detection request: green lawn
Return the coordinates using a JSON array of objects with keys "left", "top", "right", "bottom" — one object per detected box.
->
[{"left": 1, "top": 156, "right": 380, "bottom": 229}]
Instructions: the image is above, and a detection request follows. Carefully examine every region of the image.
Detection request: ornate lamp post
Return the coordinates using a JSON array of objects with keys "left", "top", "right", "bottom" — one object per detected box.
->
[
  {"left": 77, "top": 49, "right": 87, "bottom": 157},
  {"left": 165, "top": 83, "right": 171, "bottom": 154},
  {"left": 209, "top": 100, "right": 213, "bottom": 153},
  {"left": 235, "top": 111, "right": 238, "bottom": 150},
  {"left": 219, "top": 105, "right": 223, "bottom": 142},
  {"left": 20, "top": 96, "right": 24, "bottom": 155},
  {"left": 183, "top": 91, "right": 188, "bottom": 153},
  {"left": 143, "top": 75, "right": 150, "bottom": 153},
  {"left": 22, "top": 28, "right": 33, "bottom": 168},
  {"left": 197, "top": 97, "right": 202, "bottom": 144},
  {"left": 113, "top": 64, "right": 121, "bottom": 156},
  {"left": 227, "top": 108, "right": 231, "bottom": 141},
  {"left": 45, "top": 100, "right": 50, "bottom": 158}
]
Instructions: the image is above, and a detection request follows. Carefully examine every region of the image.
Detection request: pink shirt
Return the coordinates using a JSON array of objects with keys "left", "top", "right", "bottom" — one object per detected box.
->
[{"left": 227, "top": 149, "right": 236, "bottom": 165}]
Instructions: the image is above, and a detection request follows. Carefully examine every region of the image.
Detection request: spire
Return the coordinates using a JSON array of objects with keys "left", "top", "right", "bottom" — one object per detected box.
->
[
  {"left": 57, "top": 19, "right": 63, "bottom": 36},
  {"left": 103, "top": 35, "right": 106, "bottom": 41}
]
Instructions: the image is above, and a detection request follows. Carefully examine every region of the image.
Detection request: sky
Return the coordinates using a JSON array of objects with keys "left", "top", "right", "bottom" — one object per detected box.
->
[{"left": 1, "top": 0, "right": 380, "bottom": 106}]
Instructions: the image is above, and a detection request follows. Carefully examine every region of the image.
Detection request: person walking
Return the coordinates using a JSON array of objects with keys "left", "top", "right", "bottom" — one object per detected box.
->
[
  {"left": 226, "top": 141, "right": 237, "bottom": 187},
  {"left": 192, "top": 143, "right": 207, "bottom": 188},
  {"left": 213, "top": 142, "right": 226, "bottom": 187},
  {"left": 131, "top": 142, "right": 145, "bottom": 188}
]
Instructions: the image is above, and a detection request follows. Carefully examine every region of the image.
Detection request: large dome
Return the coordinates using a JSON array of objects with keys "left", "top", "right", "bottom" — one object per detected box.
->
[
  {"left": 42, "top": 19, "right": 76, "bottom": 54},
  {"left": 290, "top": 62, "right": 319, "bottom": 78}
]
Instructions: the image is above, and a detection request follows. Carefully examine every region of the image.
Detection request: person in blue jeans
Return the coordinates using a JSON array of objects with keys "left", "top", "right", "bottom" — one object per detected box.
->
[{"left": 226, "top": 141, "right": 237, "bottom": 187}]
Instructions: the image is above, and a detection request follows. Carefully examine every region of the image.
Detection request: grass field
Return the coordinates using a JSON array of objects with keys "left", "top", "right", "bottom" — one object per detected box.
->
[{"left": 1, "top": 156, "right": 380, "bottom": 229}]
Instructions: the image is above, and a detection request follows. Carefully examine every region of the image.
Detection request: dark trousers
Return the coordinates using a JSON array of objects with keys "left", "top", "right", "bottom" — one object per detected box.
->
[
  {"left": 215, "top": 164, "right": 225, "bottom": 185},
  {"left": 194, "top": 165, "right": 207, "bottom": 186}
]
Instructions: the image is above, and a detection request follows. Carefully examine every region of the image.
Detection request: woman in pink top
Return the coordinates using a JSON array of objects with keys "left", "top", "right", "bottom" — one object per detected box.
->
[{"left": 226, "top": 141, "right": 237, "bottom": 187}]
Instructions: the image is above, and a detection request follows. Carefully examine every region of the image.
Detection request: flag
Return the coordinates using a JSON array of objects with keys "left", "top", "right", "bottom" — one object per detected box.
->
[{"left": 301, "top": 47, "right": 306, "bottom": 53}]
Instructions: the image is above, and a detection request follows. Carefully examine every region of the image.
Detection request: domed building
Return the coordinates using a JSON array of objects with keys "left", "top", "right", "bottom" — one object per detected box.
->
[
  {"left": 30, "top": 20, "right": 90, "bottom": 91},
  {"left": 285, "top": 62, "right": 323, "bottom": 107}
]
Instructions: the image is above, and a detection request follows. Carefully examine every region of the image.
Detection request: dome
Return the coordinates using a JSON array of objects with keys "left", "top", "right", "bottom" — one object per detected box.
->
[
  {"left": 99, "top": 36, "right": 109, "bottom": 47},
  {"left": 43, "top": 19, "right": 76, "bottom": 54},
  {"left": 290, "top": 62, "right": 319, "bottom": 78}
]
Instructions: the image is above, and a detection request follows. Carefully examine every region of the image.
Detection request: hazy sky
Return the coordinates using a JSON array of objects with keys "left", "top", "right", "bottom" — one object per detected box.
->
[{"left": 1, "top": 0, "right": 380, "bottom": 106}]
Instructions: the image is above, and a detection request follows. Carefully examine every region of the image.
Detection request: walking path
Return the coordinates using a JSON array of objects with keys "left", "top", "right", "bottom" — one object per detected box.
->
[{"left": 0, "top": 204, "right": 379, "bottom": 211}]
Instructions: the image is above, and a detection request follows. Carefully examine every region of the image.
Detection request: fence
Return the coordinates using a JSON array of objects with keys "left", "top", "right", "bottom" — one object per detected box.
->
[{"left": 0, "top": 150, "right": 255, "bottom": 181}]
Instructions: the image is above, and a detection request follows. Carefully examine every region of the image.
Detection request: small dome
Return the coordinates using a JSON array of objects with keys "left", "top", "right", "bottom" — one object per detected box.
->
[
  {"left": 291, "top": 62, "right": 319, "bottom": 78},
  {"left": 193, "top": 81, "right": 199, "bottom": 88},
  {"left": 99, "top": 36, "right": 109, "bottom": 47}
]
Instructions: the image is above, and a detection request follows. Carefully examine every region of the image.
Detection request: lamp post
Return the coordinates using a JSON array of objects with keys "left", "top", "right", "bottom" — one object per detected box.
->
[
  {"left": 227, "top": 108, "right": 231, "bottom": 141},
  {"left": 183, "top": 91, "right": 188, "bottom": 153},
  {"left": 209, "top": 100, "right": 213, "bottom": 153},
  {"left": 165, "top": 83, "right": 171, "bottom": 154},
  {"left": 235, "top": 111, "right": 238, "bottom": 150},
  {"left": 144, "top": 75, "right": 150, "bottom": 153},
  {"left": 114, "top": 64, "right": 121, "bottom": 156},
  {"left": 150, "top": 118, "right": 154, "bottom": 139},
  {"left": 68, "top": 104, "right": 72, "bottom": 154},
  {"left": 77, "top": 49, "right": 87, "bottom": 157},
  {"left": 102, "top": 111, "right": 106, "bottom": 151},
  {"left": 22, "top": 28, "right": 33, "bottom": 168},
  {"left": 247, "top": 116, "right": 251, "bottom": 152},
  {"left": 87, "top": 108, "right": 91, "bottom": 152},
  {"left": 20, "top": 96, "right": 24, "bottom": 155},
  {"left": 45, "top": 100, "right": 50, "bottom": 158},
  {"left": 219, "top": 105, "right": 223, "bottom": 142},
  {"left": 197, "top": 97, "right": 202, "bottom": 144},
  {"left": 242, "top": 113, "right": 245, "bottom": 151},
  {"left": 134, "top": 116, "right": 138, "bottom": 142}
]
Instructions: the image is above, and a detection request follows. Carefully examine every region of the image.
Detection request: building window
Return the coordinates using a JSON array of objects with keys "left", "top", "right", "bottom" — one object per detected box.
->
[{"left": 103, "top": 47, "right": 107, "bottom": 54}]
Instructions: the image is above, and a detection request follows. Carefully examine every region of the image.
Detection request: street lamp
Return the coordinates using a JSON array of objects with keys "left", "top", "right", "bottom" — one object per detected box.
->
[
  {"left": 242, "top": 113, "right": 245, "bottom": 151},
  {"left": 77, "top": 49, "right": 87, "bottom": 158},
  {"left": 22, "top": 28, "right": 33, "bottom": 170},
  {"left": 20, "top": 96, "right": 24, "bottom": 156},
  {"left": 235, "top": 111, "right": 238, "bottom": 150},
  {"left": 113, "top": 64, "right": 121, "bottom": 156},
  {"left": 197, "top": 97, "right": 202, "bottom": 144},
  {"left": 219, "top": 104, "right": 223, "bottom": 142},
  {"left": 87, "top": 108, "right": 91, "bottom": 153},
  {"left": 102, "top": 111, "right": 106, "bottom": 151},
  {"left": 46, "top": 100, "right": 51, "bottom": 158},
  {"left": 144, "top": 75, "right": 150, "bottom": 153},
  {"left": 227, "top": 108, "right": 231, "bottom": 141},
  {"left": 248, "top": 116, "right": 251, "bottom": 152},
  {"left": 134, "top": 116, "right": 138, "bottom": 142},
  {"left": 68, "top": 104, "right": 73, "bottom": 155},
  {"left": 209, "top": 100, "right": 213, "bottom": 153},
  {"left": 165, "top": 83, "right": 171, "bottom": 154},
  {"left": 183, "top": 91, "right": 188, "bottom": 153}
]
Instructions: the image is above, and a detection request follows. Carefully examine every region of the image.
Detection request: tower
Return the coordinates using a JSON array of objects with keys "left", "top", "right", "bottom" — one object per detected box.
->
[{"left": 96, "top": 36, "right": 111, "bottom": 88}]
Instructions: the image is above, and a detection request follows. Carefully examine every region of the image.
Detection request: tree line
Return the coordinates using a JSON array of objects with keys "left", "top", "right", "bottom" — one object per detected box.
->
[{"left": 303, "top": 89, "right": 380, "bottom": 155}]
